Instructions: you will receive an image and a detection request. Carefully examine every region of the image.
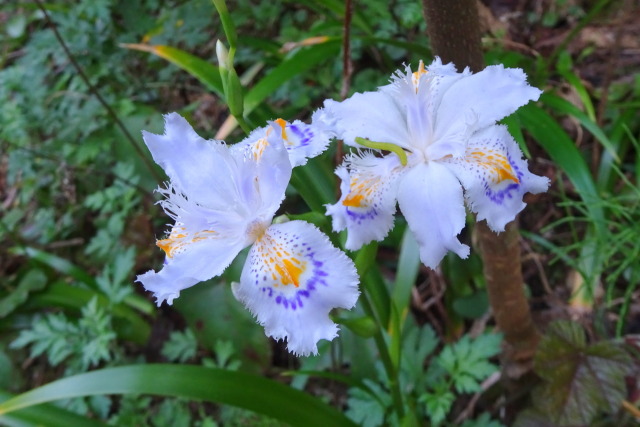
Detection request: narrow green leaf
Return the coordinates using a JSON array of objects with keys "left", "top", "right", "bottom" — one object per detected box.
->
[
  {"left": 11, "top": 247, "right": 96, "bottom": 288},
  {"left": 28, "top": 282, "right": 151, "bottom": 344},
  {"left": 211, "top": 0, "right": 238, "bottom": 50},
  {"left": 244, "top": 40, "right": 341, "bottom": 114},
  {"left": 0, "top": 365, "right": 357, "bottom": 427},
  {"left": 362, "top": 268, "right": 390, "bottom": 329},
  {"left": 541, "top": 93, "right": 619, "bottom": 163},
  {"left": 11, "top": 247, "right": 154, "bottom": 316},
  {"left": 517, "top": 104, "right": 606, "bottom": 235},
  {"left": 283, "top": 369, "right": 377, "bottom": 396},
  {"left": 121, "top": 44, "right": 223, "bottom": 96},
  {"left": 0, "top": 391, "right": 107, "bottom": 427},
  {"left": 391, "top": 228, "right": 420, "bottom": 321}
]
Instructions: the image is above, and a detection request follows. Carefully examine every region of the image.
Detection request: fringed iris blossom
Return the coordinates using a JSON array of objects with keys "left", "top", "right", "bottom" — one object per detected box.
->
[
  {"left": 137, "top": 113, "right": 358, "bottom": 356},
  {"left": 323, "top": 58, "right": 549, "bottom": 268}
]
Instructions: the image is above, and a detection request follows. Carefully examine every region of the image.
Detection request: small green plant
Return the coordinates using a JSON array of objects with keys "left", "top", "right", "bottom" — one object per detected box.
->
[
  {"left": 345, "top": 325, "right": 504, "bottom": 426},
  {"left": 10, "top": 297, "right": 116, "bottom": 373}
]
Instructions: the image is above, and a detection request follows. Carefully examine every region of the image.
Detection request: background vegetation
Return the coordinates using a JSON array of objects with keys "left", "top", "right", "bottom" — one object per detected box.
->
[{"left": 1, "top": 0, "right": 639, "bottom": 425}]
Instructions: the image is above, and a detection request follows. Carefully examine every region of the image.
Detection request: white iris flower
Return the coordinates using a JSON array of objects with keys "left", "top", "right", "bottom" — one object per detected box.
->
[
  {"left": 137, "top": 113, "right": 359, "bottom": 356},
  {"left": 324, "top": 58, "right": 549, "bottom": 269}
]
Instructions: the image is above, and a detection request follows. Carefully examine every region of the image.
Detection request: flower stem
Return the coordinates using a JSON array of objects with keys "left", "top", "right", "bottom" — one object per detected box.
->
[
  {"left": 235, "top": 115, "right": 252, "bottom": 135},
  {"left": 358, "top": 290, "right": 405, "bottom": 418}
]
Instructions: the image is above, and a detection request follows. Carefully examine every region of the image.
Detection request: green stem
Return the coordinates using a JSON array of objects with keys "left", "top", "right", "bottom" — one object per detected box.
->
[
  {"left": 354, "top": 137, "right": 407, "bottom": 166},
  {"left": 358, "top": 289, "right": 405, "bottom": 418},
  {"left": 235, "top": 115, "right": 252, "bottom": 135}
]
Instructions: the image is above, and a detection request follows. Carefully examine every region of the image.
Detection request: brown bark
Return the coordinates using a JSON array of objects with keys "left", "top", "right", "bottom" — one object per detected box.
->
[
  {"left": 422, "top": 0, "right": 540, "bottom": 378},
  {"left": 422, "top": 0, "right": 483, "bottom": 72}
]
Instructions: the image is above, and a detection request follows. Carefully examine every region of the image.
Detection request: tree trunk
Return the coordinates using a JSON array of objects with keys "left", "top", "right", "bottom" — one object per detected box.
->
[{"left": 421, "top": 0, "right": 540, "bottom": 378}]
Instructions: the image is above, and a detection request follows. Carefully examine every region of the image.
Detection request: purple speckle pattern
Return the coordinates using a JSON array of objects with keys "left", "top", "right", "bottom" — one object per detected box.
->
[
  {"left": 247, "top": 228, "right": 329, "bottom": 311},
  {"left": 287, "top": 124, "right": 314, "bottom": 149},
  {"left": 346, "top": 205, "right": 379, "bottom": 225}
]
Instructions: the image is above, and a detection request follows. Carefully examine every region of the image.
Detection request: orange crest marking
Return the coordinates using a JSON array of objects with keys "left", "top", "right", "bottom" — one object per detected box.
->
[
  {"left": 157, "top": 228, "right": 216, "bottom": 258},
  {"left": 342, "top": 175, "right": 376, "bottom": 208},
  {"left": 412, "top": 60, "right": 427, "bottom": 90},
  {"left": 255, "top": 234, "right": 308, "bottom": 288},
  {"left": 469, "top": 150, "right": 520, "bottom": 184}
]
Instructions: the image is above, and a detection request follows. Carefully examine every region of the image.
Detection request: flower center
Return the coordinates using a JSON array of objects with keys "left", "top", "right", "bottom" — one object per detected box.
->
[{"left": 246, "top": 220, "right": 269, "bottom": 243}]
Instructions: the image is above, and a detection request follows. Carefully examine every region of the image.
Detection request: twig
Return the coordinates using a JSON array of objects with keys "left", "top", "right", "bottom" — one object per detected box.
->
[
  {"left": 454, "top": 371, "right": 501, "bottom": 424},
  {"left": 622, "top": 399, "right": 640, "bottom": 420},
  {"left": 34, "top": 0, "right": 162, "bottom": 184},
  {"left": 335, "top": 0, "right": 353, "bottom": 169},
  {"left": 340, "top": 0, "right": 353, "bottom": 100}
]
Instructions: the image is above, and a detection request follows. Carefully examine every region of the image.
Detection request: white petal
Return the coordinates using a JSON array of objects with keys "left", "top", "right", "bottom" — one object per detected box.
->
[
  {"left": 440, "top": 125, "right": 549, "bottom": 231},
  {"left": 397, "top": 162, "right": 469, "bottom": 269},
  {"left": 143, "top": 113, "right": 239, "bottom": 208},
  {"left": 326, "top": 152, "right": 403, "bottom": 250},
  {"left": 137, "top": 236, "right": 246, "bottom": 306},
  {"left": 235, "top": 130, "right": 292, "bottom": 218},
  {"left": 233, "top": 221, "right": 360, "bottom": 356},
  {"left": 323, "top": 91, "right": 413, "bottom": 150},
  {"left": 433, "top": 64, "right": 542, "bottom": 145}
]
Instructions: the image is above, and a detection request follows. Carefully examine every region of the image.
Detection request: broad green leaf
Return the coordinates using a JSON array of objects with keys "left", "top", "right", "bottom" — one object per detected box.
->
[
  {"left": 173, "top": 281, "right": 271, "bottom": 372},
  {"left": 0, "top": 391, "right": 107, "bottom": 427},
  {"left": 0, "top": 365, "right": 357, "bottom": 427},
  {"left": 452, "top": 290, "right": 489, "bottom": 319},
  {"left": 335, "top": 315, "right": 377, "bottom": 338},
  {"left": 289, "top": 152, "right": 336, "bottom": 213},
  {"left": 532, "top": 320, "right": 632, "bottom": 425},
  {"left": 121, "top": 44, "right": 223, "bottom": 96}
]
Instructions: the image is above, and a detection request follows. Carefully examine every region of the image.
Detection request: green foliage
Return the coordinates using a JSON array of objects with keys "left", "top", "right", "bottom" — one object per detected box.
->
[
  {"left": 345, "top": 325, "right": 503, "bottom": 426},
  {"left": 10, "top": 297, "right": 116, "bottom": 372},
  {"left": 0, "top": 269, "right": 47, "bottom": 318},
  {"left": 161, "top": 329, "right": 199, "bottom": 363},
  {"left": 436, "top": 333, "right": 502, "bottom": 394}
]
